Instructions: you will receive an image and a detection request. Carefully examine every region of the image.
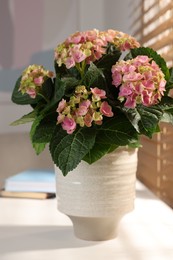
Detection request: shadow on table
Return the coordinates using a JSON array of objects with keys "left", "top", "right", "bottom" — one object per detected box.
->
[
  {"left": 135, "top": 189, "right": 158, "bottom": 200},
  {"left": 0, "top": 225, "right": 97, "bottom": 254}
]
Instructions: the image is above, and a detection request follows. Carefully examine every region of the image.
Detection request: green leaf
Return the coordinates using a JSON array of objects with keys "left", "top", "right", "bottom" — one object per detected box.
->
[
  {"left": 11, "top": 77, "right": 40, "bottom": 105},
  {"left": 54, "top": 62, "right": 80, "bottom": 78},
  {"left": 164, "top": 69, "right": 173, "bottom": 93},
  {"left": 161, "top": 112, "right": 173, "bottom": 124},
  {"left": 30, "top": 115, "right": 48, "bottom": 155},
  {"left": 159, "top": 96, "right": 173, "bottom": 111},
  {"left": 32, "top": 142, "right": 47, "bottom": 155},
  {"left": 41, "top": 78, "right": 54, "bottom": 100},
  {"left": 42, "top": 77, "right": 80, "bottom": 114},
  {"left": 136, "top": 105, "right": 163, "bottom": 137},
  {"left": 50, "top": 126, "right": 96, "bottom": 176},
  {"left": 54, "top": 77, "right": 66, "bottom": 102},
  {"left": 10, "top": 110, "right": 36, "bottom": 126},
  {"left": 30, "top": 114, "right": 44, "bottom": 144},
  {"left": 32, "top": 112, "right": 57, "bottom": 143},
  {"left": 96, "top": 48, "right": 121, "bottom": 71},
  {"left": 83, "top": 62, "right": 105, "bottom": 87},
  {"left": 83, "top": 143, "right": 118, "bottom": 164},
  {"left": 122, "top": 105, "right": 164, "bottom": 138},
  {"left": 96, "top": 115, "right": 138, "bottom": 145},
  {"left": 130, "top": 47, "right": 170, "bottom": 80},
  {"left": 62, "top": 77, "right": 80, "bottom": 96},
  {"left": 160, "top": 95, "right": 173, "bottom": 124},
  {"left": 30, "top": 112, "right": 57, "bottom": 155},
  {"left": 168, "top": 67, "right": 173, "bottom": 83},
  {"left": 41, "top": 77, "right": 66, "bottom": 114},
  {"left": 122, "top": 107, "right": 141, "bottom": 133}
]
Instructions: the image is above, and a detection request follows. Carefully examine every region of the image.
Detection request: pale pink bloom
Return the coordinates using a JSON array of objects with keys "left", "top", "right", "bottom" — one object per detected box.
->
[
  {"left": 72, "top": 50, "right": 86, "bottom": 63},
  {"left": 55, "top": 29, "right": 141, "bottom": 69},
  {"left": 159, "top": 80, "right": 166, "bottom": 94},
  {"left": 114, "top": 34, "right": 140, "bottom": 51},
  {"left": 104, "top": 29, "right": 118, "bottom": 42},
  {"left": 62, "top": 117, "right": 76, "bottom": 134},
  {"left": 26, "top": 88, "right": 37, "bottom": 99},
  {"left": 94, "top": 38, "right": 105, "bottom": 47},
  {"left": 66, "top": 31, "right": 85, "bottom": 44},
  {"left": 34, "top": 76, "right": 44, "bottom": 86},
  {"left": 80, "top": 100, "right": 91, "bottom": 109},
  {"left": 123, "top": 72, "right": 143, "bottom": 82},
  {"left": 111, "top": 65, "right": 120, "bottom": 74},
  {"left": 119, "top": 84, "right": 133, "bottom": 97},
  {"left": 134, "top": 83, "right": 144, "bottom": 94},
  {"left": 92, "top": 46, "right": 105, "bottom": 60},
  {"left": 91, "top": 87, "right": 106, "bottom": 99},
  {"left": 100, "top": 101, "right": 114, "bottom": 117},
  {"left": 119, "top": 41, "right": 131, "bottom": 51},
  {"left": 151, "top": 60, "right": 160, "bottom": 70},
  {"left": 112, "top": 55, "right": 166, "bottom": 108},
  {"left": 71, "top": 44, "right": 81, "bottom": 52},
  {"left": 57, "top": 99, "right": 67, "bottom": 113},
  {"left": 76, "top": 105, "right": 88, "bottom": 116},
  {"left": 112, "top": 71, "right": 122, "bottom": 86},
  {"left": 84, "top": 113, "right": 93, "bottom": 127},
  {"left": 124, "top": 96, "right": 136, "bottom": 108},
  {"left": 143, "top": 71, "right": 153, "bottom": 80},
  {"left": 19, "top": 64, "right": 54, "bottom": 98},
  {"left": 142, "top": 80, "right": 155, "bottom": 90},
  {"left": 112, "top": 61, "right": 136, "bottom": 74},
  {"left": 65, "top": 57, "right": 75, "bottom": 69},
  {"left": 85, "top": 29, "right": 98, "bottom": 41},
  {"left": 141, "top": 90, "right": 152, "bottom": 106},
  {"left": 135, "top": 55, "right": 150, "bottom": 64},
  {"left": 122, "top": 64, "right": 136, "bottom": 74}
]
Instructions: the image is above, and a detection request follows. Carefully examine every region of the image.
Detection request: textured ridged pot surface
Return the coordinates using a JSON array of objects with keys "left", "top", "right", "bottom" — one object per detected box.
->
[{"left": 55, "top": 147, "right": 138, "bottom": 241}]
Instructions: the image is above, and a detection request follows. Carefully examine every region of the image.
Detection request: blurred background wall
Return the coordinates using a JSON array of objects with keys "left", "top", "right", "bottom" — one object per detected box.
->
[{"left": 0, "top": 0, "right": 138, "bottom": 186}]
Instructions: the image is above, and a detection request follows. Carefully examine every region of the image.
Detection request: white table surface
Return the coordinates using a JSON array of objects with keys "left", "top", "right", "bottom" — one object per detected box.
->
[{"left": 0, "top": 180, "right": 173, "bottom": 260}]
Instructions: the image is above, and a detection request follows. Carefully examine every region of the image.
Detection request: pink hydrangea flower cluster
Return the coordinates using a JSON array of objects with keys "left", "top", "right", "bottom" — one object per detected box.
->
[
  {"left": 112, "top": 31, "right": 141, "bottom": 51},
  {"left": 19, "top": 65, "right": 54, "bottom": 98},
  {"left": 56, "top": 86, "right": 114, "bottom": 134},
  {"left": 54, "top": 29, "right": 140, "bottom": 69},
  {"left": 111, "top": 55, "right": 166, "bottom": 108}
]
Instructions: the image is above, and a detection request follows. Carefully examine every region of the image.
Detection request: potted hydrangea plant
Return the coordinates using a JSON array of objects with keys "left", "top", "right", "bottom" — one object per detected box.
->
[{"left": 11, "top": 29, "right": 173, "bottom": 240}]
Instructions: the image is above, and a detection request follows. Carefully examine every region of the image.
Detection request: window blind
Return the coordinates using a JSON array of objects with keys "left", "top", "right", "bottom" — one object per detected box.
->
[
  {"left": 130, "top": 0, "right": 173, "bottom": 207},
  {"left": 132, "top": 0, "right": 173, "bottom": 67}
]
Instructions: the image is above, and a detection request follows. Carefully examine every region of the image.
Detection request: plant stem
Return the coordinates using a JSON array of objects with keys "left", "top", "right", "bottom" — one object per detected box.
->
[{"left": 76, "top": 61, "right": 86, "bottom": 79}]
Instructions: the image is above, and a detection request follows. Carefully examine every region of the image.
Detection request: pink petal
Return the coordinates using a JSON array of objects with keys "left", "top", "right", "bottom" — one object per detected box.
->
[
  {"left": 112, "top": 71, "right": 122, "bottom": 86},
  {"left": 62, "top": 117, "right": 76, "bottom": 134},
  {"left": 34, "top": 76, "right": 44, "bottom": 86},
  {"left": 91, "top": 87, "right": 106, "bottom": 99},
  {"left": 26, "top": 88, "right": 36, "bottom": 98},
  {"left": 124, "top": 97, "right": 136, "bottom": 108},
  {"left": 57, "top": 99, "right": 66, "bottom": 113},
  {"left": 100, "top": 101, "right": 114, "bottom": 117}
]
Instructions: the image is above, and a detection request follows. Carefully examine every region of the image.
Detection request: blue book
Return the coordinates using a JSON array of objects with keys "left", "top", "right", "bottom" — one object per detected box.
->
[{"left": 4, "top": 169, "right": 56, "bottom": 193}]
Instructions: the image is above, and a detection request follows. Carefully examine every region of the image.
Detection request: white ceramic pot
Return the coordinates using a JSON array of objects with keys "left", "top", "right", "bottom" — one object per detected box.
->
[{"left": 55, "top": 147, "right": 138, "bottom": 241}]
